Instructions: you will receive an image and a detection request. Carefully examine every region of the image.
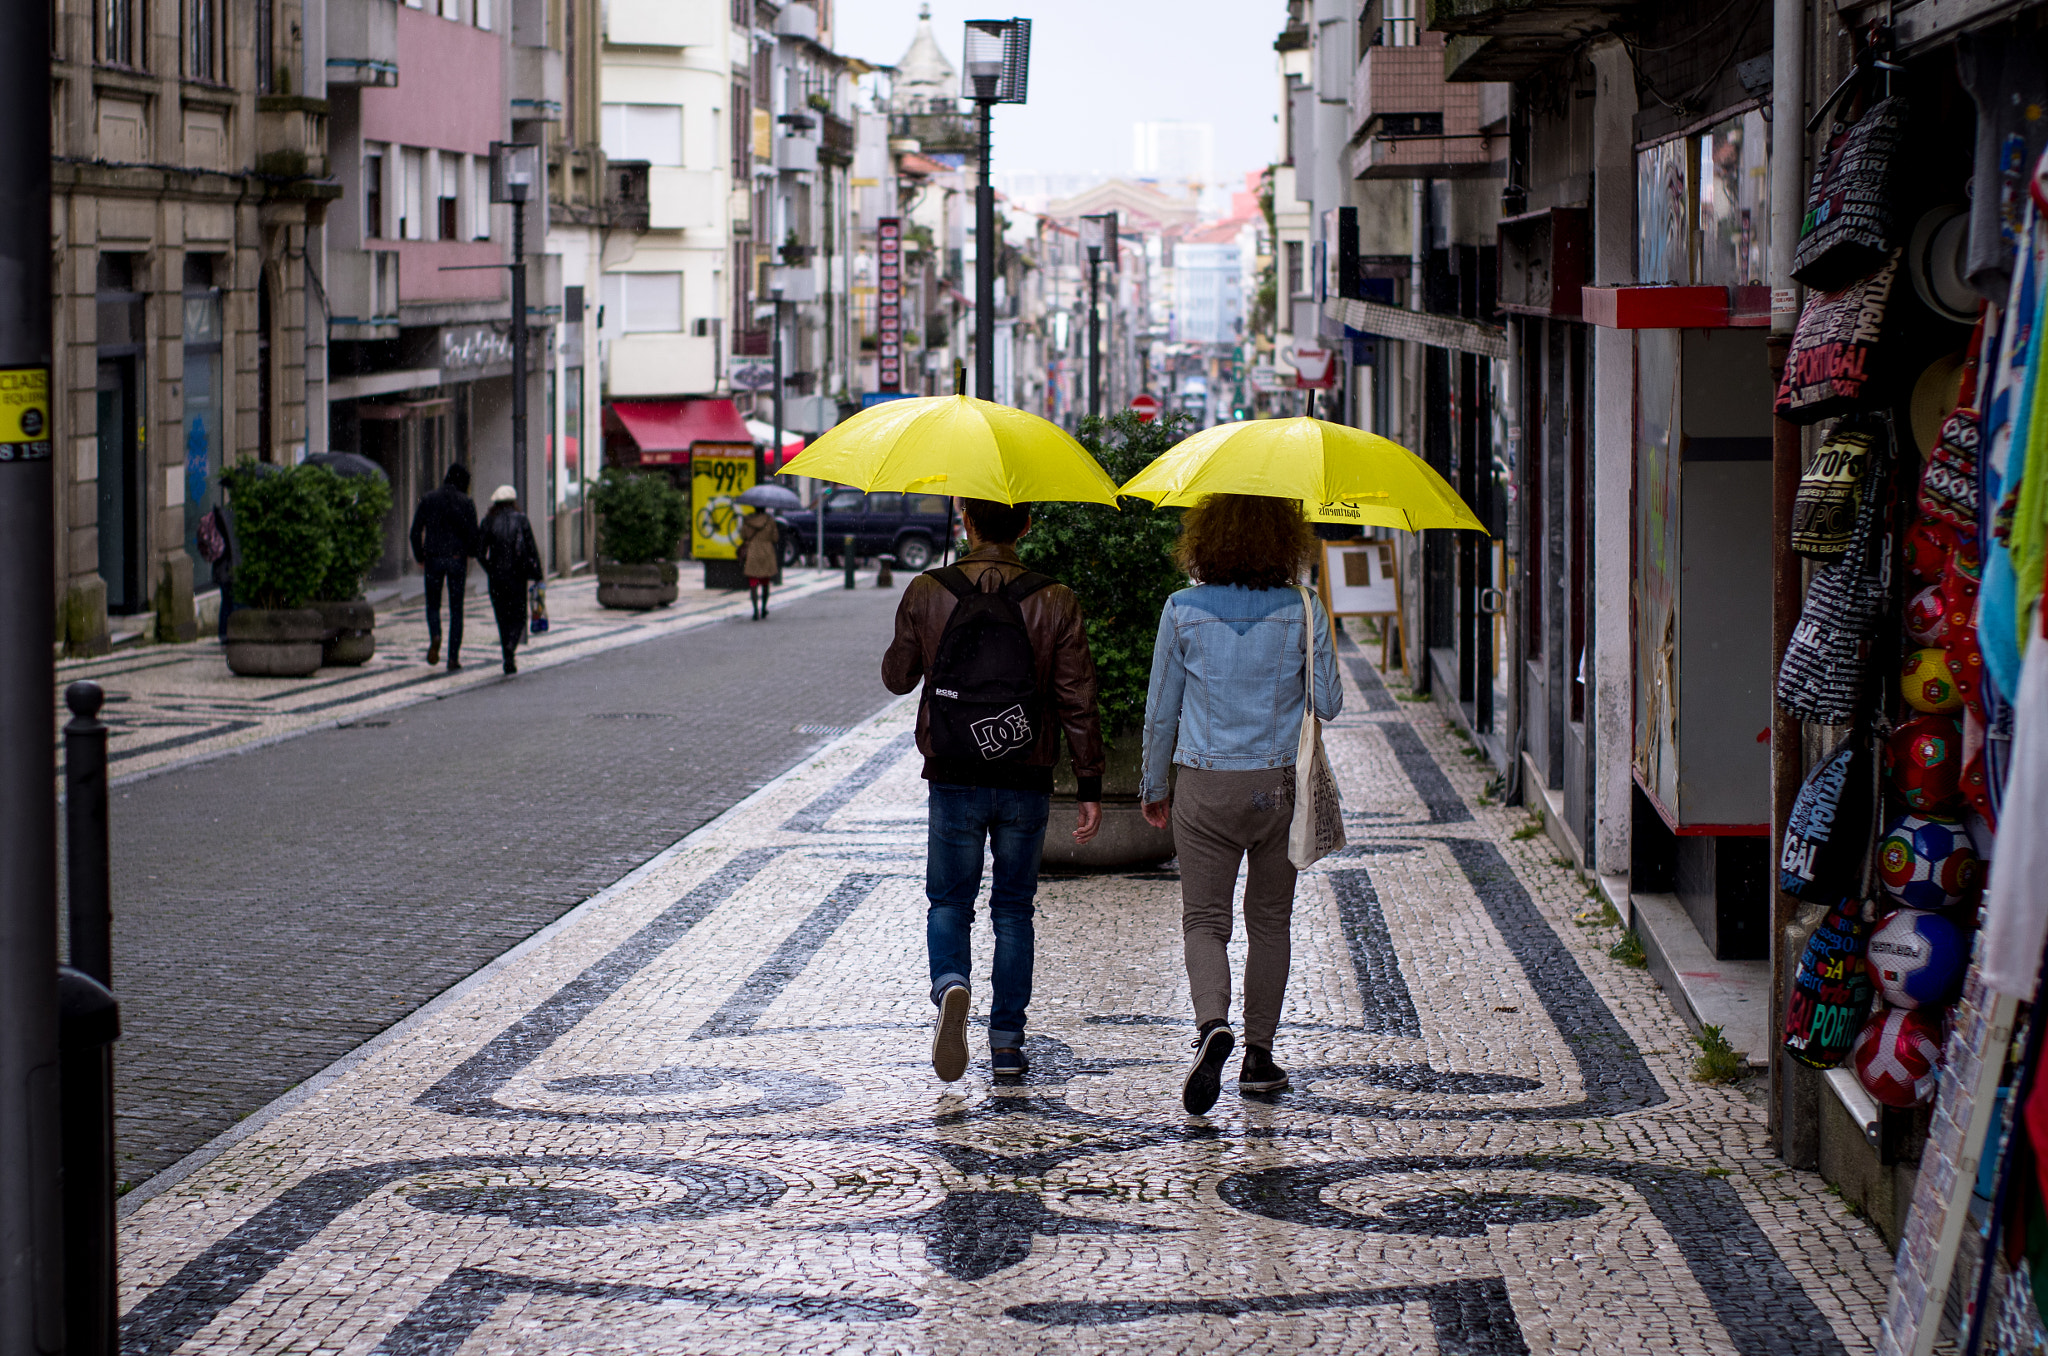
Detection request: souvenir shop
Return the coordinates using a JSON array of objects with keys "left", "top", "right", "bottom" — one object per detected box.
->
[{"left": 1766, "top": 9, "right": 2048, "bottom": 1349}]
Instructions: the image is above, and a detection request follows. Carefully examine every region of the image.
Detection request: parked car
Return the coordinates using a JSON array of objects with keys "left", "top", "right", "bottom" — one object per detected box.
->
[{"left": 779, "top": 489, "right": 954, "bottom": 570}]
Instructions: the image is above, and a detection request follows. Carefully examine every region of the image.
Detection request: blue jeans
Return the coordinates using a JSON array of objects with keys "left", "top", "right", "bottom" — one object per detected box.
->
[{"left": 925, "top": 783, "right": 1050, "bottom": 1050}]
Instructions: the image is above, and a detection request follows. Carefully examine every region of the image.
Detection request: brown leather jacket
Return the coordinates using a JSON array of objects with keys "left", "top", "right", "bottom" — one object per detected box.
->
[{"left": 882, "top": 544, "right": 1106, "bottom": 800}]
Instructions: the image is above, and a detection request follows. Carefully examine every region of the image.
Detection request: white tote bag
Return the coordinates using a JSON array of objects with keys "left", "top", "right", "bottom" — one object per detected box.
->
[{"left": 1288, "top": 586, "right": 1347, "bottom": 868}]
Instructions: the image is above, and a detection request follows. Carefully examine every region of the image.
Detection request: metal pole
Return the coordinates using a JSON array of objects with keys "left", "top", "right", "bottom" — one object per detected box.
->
[
  {"left": 975, "top": 99, "right": 995, "bottom": 401},
  {"left": 511, "top": 191, "right": 529, "bottom": 506},
  {"left": 1087, "top": 252, "right": 1101, "bottom": 418},
  {"left": 0, "top": 0, "right": 63, "bottom": 1340}
]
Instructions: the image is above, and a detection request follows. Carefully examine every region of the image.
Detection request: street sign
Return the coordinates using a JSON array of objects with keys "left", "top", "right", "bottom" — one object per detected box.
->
[
  {"left": 1129, "top": 393, "right": 1161, "bottom": 423},
  {"left": 1290, "top": 348, "right": 1338, "bottom": 390}
]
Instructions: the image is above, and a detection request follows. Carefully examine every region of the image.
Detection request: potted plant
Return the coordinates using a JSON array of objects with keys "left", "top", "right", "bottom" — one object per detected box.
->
[
  {"left": 1017, "top": 409, "right": 1192, "bottom": 869},
  {"left": 305, "top": 464, "right": 393, "bottom": 665},
  {"left": 219, "top": 464, "right": 335, "bottom": 677},
  {"left": 589, "top": 467, "right": 687, "bottom": 609}
]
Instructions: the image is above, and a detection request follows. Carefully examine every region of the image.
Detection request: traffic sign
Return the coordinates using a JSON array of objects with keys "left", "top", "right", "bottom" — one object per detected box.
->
[{"left": 1129, "top": 393, "right": 1161, "bottom": 423}]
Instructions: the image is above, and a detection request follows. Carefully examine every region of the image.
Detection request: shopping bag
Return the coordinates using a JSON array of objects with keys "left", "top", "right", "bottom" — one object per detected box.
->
[
  {"left": 1287, "top": 586, "right": 1346, "bottom": 869},
  {"left": 529, "top": 581, "right": 550, "bottom": 634}
]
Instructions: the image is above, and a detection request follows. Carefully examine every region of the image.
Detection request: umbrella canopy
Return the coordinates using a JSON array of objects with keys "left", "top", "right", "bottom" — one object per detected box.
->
[
  {"left": 735, "top": 483, "right": 803, "bottom": 510},
  {"left": 778, "top": 395, "right": 1121, "bottom": 506},
  {"left": 745, "top": 419, "right": 807, "bottom": 468},
  {"left": 1118, "top": 417, "right": 1487, "bottom": 533},
  {"left": 304, "top": 451, "right": 389, "bottom": 482}
]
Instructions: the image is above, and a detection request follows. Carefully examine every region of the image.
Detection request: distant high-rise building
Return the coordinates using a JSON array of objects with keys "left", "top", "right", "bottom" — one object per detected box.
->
[{"left": 1132, "top": 122, "right": 1215, "bottom": 188}]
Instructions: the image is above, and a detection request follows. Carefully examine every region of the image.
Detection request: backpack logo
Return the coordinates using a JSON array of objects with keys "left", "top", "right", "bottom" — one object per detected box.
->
[{"left": 969, "top": 704, "right": 1034, "bottom": 759}]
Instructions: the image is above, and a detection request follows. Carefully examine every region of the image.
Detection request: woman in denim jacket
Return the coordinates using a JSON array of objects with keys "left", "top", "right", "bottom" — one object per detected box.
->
[{"left": 1140, "top": 494, "right": 1343, "bottom": 1115}]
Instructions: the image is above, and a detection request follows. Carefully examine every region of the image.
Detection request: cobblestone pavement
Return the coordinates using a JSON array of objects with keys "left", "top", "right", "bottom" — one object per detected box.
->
[
  {"left": 104, "top": 578, "right": 908, "bottom": 1187},
  {"left": 59, "top": 568, "right": 843, "bottom": 784},
  {"left": 118, "top": 635, "right": 1895, "bottom": 1354}
]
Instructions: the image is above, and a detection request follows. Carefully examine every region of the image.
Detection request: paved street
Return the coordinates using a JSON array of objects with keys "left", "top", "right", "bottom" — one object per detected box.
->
[
  {"left": 105, "top": 575, "right": 906, "bottom": 1188},
  {"left": 116, "top": 640, "right": 1894, "bottom": 1354}
]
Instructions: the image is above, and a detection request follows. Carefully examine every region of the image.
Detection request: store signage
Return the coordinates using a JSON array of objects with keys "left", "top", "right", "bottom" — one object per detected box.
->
[
  {"left": 876, "top": 217, "right": 904, "bottom": 393},
  {"left": 440, "top": 325, "right": 514, "bottom": 372},
  {"left": 691, "top": 453, "right": 754, "bottom": 561},
  {"left": 1290, "top": 348, "right": 1337, "bottom": 390},
  {"left": 728, "top": 358, "right": 777, "bottom": 391}
]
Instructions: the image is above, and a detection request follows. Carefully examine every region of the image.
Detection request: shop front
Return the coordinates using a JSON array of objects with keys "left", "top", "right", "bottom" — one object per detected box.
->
[{"left": 603, "top": 397, "right": 756, "bottom": 585}]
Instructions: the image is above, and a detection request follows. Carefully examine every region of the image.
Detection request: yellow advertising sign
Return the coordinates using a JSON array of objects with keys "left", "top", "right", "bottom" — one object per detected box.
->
[
  {"left": 691, "top": 453, "right": 754, "bottom": 560},
  {"left": 0, "top": 367, "right": 52, "bottom": 462}
]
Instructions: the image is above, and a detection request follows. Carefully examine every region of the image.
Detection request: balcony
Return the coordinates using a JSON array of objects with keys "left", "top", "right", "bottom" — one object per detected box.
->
[
  {"left": 327, "top": 0, "right": 399, "bottom": 87},
  {"left": 1349, "top": 40, "right": 1502, "bottom": 180},
  {"left": 511, "top": 45, "right": 563, "bottom": 121},
  {"left": 887, "top": 108, "right": 978, "bottom": 155},
  {"left": 647, "top": 168, "right": 718, "bottom": 230},
  {"left": 605, "top": 161, "right": 650, "bottom": 232},
  {"left": 608, "top": 334, "right": 718, "bottom": 398},
  {"left": 819, "top": 111, "right": 854, "bottom": 166},
  {"left": 254, "top": 95, "right": 330, "bottom": 181},
  {"left": 1426, "top": 0, "right": 1634, "bottom": 81},
  {"left": 773, "top": 135, "right": 817, "bottom": 173}
]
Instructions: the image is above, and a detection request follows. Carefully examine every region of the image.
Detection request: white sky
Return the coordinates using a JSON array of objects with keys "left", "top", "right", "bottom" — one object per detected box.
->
[{"left": 830, "top": 0, "right": 1286, "bottom": 194}]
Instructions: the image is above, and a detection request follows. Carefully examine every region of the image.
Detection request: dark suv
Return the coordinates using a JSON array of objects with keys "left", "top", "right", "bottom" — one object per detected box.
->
[{"left": 780, "top": 489, "right": 954, "bottom": 570}]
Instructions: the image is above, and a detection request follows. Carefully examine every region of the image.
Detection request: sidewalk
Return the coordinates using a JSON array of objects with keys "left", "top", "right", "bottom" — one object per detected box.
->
[
  {"left": 116, "top": 643, "right": 1892, "bottom": 1355},
  {"left": 58, "top": 569, "right": 844, "bottom": 784}
]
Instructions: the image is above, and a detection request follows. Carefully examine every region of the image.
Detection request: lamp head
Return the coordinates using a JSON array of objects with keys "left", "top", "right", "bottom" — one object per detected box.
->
[
  {"left": 489, "top": 141, "right": 540, "bottom": 204},
  {"left": 962, "top": 19, "right": 1031, "bottom": 104}
]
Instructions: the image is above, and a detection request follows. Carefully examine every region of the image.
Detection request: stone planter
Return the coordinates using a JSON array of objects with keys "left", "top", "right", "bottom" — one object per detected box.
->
[
  {"left": 223, "top": 607, "right": 325, "bottom": 678},
  {"left": 1040, "top": 739, "right": 1175, "bottom": 871},
  {"left": 314, "top": 598, "right": 376, "bottom": 666},
  {"left": 596, "top": 561, "right": 678, "bottom": 610}
]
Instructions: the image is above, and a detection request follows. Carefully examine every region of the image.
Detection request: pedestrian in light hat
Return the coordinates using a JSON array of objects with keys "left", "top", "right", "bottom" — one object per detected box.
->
[{"left": 476, "top": 484, "right": 544, "bottom": 675}]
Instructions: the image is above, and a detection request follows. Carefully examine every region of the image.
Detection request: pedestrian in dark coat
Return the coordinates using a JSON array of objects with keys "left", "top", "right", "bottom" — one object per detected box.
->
[
  {"left": 409, "top": 462, "right": 478, "bottom": 670},
  {"left": 477, "top": 484, "right": 544, "bottom": 675}
]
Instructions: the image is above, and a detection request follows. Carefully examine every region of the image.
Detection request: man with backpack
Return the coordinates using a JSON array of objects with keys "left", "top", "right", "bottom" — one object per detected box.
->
[{"left": 882, "top": 498, "right": 1104, "bottom": 1083}]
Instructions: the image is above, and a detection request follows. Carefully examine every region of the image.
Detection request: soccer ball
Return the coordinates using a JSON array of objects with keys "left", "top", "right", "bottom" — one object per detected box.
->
[
  {"left": 1878, "top": 813, "right": 1983, "bottom": 911},
  {"left": 1867, "top": 908, "right": 1969, "bottom": 1008},
  {"left": 1904, "top": 520, "right": 1953, "bottom": 584},
  {"left": 1906, "top": 585, "right": 1950, "bottom": 645},
  {"left": 1902, "top": 647, "right": 1964, "bottom": 714},
  {"left": 1852, "top": 1005, "right": 1946, "bottom": 1108},
  {"left": 1884, "top": 715, "right": 1964, "bottom": 814}
]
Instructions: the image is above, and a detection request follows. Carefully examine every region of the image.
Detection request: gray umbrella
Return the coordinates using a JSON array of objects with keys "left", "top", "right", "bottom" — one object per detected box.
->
[
  {"left": 735, "top": 484, "right": 803, "bottom": 510},
  {"left": 305, "top": 451, "right": 389, "bottom": 482}
]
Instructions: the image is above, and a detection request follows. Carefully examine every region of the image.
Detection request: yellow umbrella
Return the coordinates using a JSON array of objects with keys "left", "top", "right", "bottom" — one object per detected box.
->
[
  {"left": 778, "top": 395, "right": 1121, "bottom": 506},
  {"left": 1118, "top": 416, "right": 1488, "bottom": 533}
]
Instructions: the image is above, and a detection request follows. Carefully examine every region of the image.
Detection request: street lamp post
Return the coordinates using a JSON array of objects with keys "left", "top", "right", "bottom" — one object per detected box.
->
[
  {"left": 1080, "top": 211, "right": 1115, "bottom": 418},
  {"left": 490, "top": 142, "right": 541, "bottom": 506},
  {"left": 963, "top": 19, "right": 1031, "bottom": 402}
]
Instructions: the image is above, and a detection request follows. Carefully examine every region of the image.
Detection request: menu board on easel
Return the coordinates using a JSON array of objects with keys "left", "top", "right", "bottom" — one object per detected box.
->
[{"left": 1319, "top": 541, "right": 1401, "bottom": 668}]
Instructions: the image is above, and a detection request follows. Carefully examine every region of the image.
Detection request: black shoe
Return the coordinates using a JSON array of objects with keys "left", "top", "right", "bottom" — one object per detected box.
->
[
  {"left": 446, "top": 659, "right": 462, "bottom": 672},
  {"left": 502, "top": 660, "right": 517, "bottom": 675},
  {"left": 426, "top": 639, "right": 441, "bottom": 666},
  {"left": 1182, "top": 1020, "right": 1235, "bottom": 1115},
  {"left": 1239, "top": 1044, "right": 1289, "bottom": 1093},
  {"left": 931, "top": 984, "right": 970, "bottom": 1083},
  {"left": 991, "top": 1047, "right": 1028, "bottom": 1078}
]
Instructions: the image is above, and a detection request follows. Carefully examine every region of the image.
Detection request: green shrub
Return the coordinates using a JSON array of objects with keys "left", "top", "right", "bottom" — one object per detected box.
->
[
  {"left": 304, "top": 467, "right": 393, "bottom": 601},
  {"left": 1015, "top": 409, "right": 1191, "bottom": 739},
  {"left": 222, "top": 463, "right": 335, "bottom": 610},
  {"left": 589, "top": 467, "right": 688, "bottom": 565}
]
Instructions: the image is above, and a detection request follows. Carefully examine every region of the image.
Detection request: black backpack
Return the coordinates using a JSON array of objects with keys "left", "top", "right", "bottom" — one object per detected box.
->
[{"left": 923, "top": 565, "right": 1054, "bottom": 764}]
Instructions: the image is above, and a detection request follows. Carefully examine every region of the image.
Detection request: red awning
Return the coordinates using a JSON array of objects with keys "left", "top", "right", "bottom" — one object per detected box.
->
[{"left": 605, "top": 399, "right": 754, "bottom": 464}]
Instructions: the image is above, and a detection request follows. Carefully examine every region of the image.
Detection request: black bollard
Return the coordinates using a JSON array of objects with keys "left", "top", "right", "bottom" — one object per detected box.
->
[
  {"left": 61, "top": 680, "right": 119, "bottom": 1355},
  {"left": 843, "top": 535, "right": 857, "bottom": 590},
  {"left": 66, "top": 681, "right": 110, "bottom": 985},
  {"left": 58, "top": 968, "right": 118, "bottom": 1356},
  {"left": 876, "top": 555, "right": 894, "bottom": 588}
]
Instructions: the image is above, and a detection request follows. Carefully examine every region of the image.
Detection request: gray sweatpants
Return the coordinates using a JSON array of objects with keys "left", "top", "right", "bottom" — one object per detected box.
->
[{"left": 1174, "top": 765, "right": 1298, "bottom": 1049}]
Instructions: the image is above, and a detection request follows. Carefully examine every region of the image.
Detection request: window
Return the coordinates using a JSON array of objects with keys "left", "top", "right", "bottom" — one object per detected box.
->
[
  {"left": 474, "top": 0, "right": 491, "bottom": 27},
  {"left": 599, "top": 272, "right": 683, "bottom": 332},
  {"left": 731, "top": 78, "right": 750, "bottom": 180},
  {"left": 186, "top": 0, "right": 220, "bottom": 80},
  {"left": 255, "top": 0, "right": 273, "bottom": 90},
  {"left": 907, "top": 494, "right": 948, "bottom": 516},
  {"left": 437, "top": 155, "right": 460, "bottom": 240},
  {"left": 1285, "top": 241, "right": 1304, "bottom": 297},
  {"left": 100, "top": 0, "right": 138, "bottom": 66},
  {"left": 825, "top": 490, "right": 864, "bottom": 513},
  {"left": 401, "top": 148, "right": 424, "bottom": 239},
  {"left": 600, "top": 104, "right": 683, "bottom": 167},
  {"left": 440, "top": 0, "right": 460, "bottom": 17},
  {"left": 364, "top": 149, "right": 385, "bottom": 238},
  {"left": 866, "top": 493, "right": 904, "bottom": 516},
  {"left": 472, "top": 159, "right": 492, "bottom": 239}
]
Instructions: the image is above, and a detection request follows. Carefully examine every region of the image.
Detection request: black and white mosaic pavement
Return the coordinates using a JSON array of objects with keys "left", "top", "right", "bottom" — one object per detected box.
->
[{"left": 117, "top": 646, "right": 1892, "bottom": 1353}]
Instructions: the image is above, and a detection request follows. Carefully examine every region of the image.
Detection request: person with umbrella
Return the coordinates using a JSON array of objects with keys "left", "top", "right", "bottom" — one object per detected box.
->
[
  {"left": 781, "top": 394, "right": 1119, "bottom": 1083},
  {"left": 1121, "top": 415, "right": 1486, "bottom": 1116},
  {"left": 734, "top": 483, "right": 795, "bottom": 620}
]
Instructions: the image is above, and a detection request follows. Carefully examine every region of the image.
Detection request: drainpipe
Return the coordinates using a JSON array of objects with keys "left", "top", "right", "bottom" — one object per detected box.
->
[
  {"left": 1767, "top": 0, "right": 1808, "bottom": 1160},
  {"left": 1409, "top": 179, "right": 1425, "bottom": 312}
]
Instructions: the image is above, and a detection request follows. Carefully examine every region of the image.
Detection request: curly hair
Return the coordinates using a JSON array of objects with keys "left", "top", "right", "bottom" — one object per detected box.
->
[{"left": 1173, "top": 493, "right": 1317, "bottom": 590}]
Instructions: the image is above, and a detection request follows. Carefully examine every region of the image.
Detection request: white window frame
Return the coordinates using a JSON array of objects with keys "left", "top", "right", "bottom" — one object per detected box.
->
[
  {"left": 601, "top": 272, "right": 684, "bottom": 333},
  {"left": 600, "top": 103, "right": 684, "bottom": 167},
  {"left": 401, "top": 147, "right": 424, "bottom": 240}
]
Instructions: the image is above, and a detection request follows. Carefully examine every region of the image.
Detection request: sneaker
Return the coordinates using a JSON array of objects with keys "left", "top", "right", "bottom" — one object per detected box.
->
[
  {"left": 931, "top": 984, "right": 970, "bottom": 1082},
  {"left": 1182, "top": 1020, "right": 1235, "bottom": 1115},
  {"left": 991, "top": 1047, "right": 1028, "bottom": 1078},
  {"left": 1239, "top": 1044, "right": 1289, "bottom": 1093}
]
